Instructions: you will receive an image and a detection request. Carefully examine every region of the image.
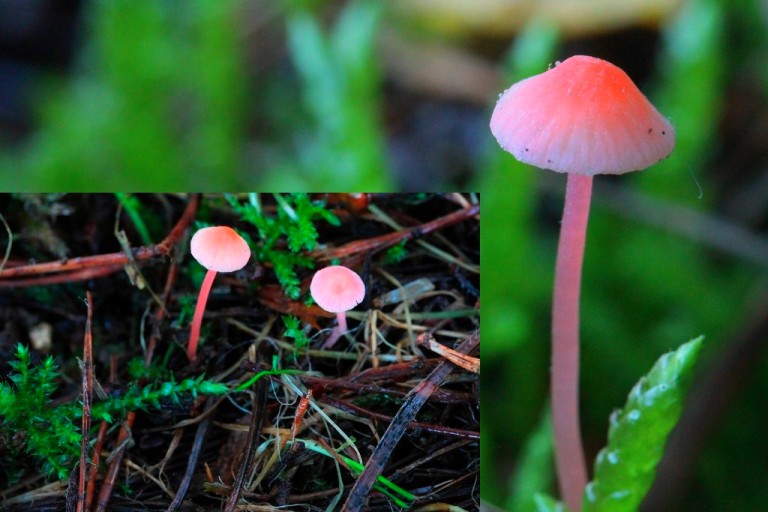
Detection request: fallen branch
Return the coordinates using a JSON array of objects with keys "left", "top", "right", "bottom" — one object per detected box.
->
[
  {"left": 0, "top": 194, "right": 200, "bottom": 284},
  {"left": 311, "top": 203, "right": 479, "bottom": 262}
]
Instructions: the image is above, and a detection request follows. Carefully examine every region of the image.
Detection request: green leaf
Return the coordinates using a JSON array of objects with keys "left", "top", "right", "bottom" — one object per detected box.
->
[
  {"left": 533, "top": 493, "right": 566, "bottom": 512},
  {"left": 583, "top": 337, "right": 704, "bottom": 512}
]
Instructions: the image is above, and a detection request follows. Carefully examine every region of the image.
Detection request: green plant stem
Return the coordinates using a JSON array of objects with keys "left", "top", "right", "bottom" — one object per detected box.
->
[
  {"left": 295, "top": 439, "right": 415, "bottom": 508},
  {"left": 234, "top": 368, "right": 305, "bottom": 392},
  {"left": 552, "top": 173, "right": 592, "bottom": 511}
]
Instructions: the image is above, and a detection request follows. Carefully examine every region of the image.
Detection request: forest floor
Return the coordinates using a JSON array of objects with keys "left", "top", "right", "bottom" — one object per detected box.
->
[{"left": 0, "top": 193, "right": 479, "bottom": 511}]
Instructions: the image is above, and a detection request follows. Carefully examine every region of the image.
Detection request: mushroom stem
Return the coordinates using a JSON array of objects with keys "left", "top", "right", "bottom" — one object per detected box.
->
[
  {"left": 336, "top": 311, "right": 348, "bottom": 334},
  {"left": 188, "top": 269, "right": 218, "bottom": 362},
  {"left": 552, "top": 172, "right": 592, "bottom": 511},
  {"left": 321, "top": 312, "right": 348, "bottom": 349}
]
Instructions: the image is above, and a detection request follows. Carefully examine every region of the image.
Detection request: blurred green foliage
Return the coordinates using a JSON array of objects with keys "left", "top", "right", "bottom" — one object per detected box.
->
[
  {"left": 3, "top": 1, "right": 247, "bottom": 189},
  {"left": 0, "top": 0, "right": 394, "bottom": 190},
  {"left": 506, "top": 404, "right": 555, "bottom": 512},
  {"left": 272, "top": 0, "right": 393, "bottom": 190}
]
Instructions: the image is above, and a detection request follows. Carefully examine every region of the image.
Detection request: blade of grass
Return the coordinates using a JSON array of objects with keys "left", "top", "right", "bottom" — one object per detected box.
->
[{"left": 295, "top": 439, "right": 416, "bottom": 508}]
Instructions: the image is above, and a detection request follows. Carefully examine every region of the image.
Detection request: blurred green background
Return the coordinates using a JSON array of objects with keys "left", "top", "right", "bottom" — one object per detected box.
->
[{"left": 1, "top": 0, "right": 768, "bottom": 510}]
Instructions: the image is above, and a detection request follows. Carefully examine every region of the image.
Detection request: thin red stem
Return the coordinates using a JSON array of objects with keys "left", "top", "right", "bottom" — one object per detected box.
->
[
  {"left": 552, "top": 173, "right": 592, "bottom": 511},
  {"left": 77, "top": 291, "right": 94, "bottom": 512},
  {"left": 188, "top": 269, "right": 217, "bottom": 361}
]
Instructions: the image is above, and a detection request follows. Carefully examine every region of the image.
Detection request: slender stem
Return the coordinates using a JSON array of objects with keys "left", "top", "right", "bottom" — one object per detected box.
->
[
  {"left": 552, "top": 173, "right": 592, "bottom": 511},
  {"left": 321, "top": 312, "right": 348, "bottom": 349},
  {"left": 188, "top": 269, "right": 217, "bottom": 361},
  {"left": 336, "top": 311, "right": 348, "bottom": 333}
]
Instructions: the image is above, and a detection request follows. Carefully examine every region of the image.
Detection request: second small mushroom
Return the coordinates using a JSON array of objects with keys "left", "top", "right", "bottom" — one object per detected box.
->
[{"left": 310, "top": 265, "right": 365, "bottom": 349}]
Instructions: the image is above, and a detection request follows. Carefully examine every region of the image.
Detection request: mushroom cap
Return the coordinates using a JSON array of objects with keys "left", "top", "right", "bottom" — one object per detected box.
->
[
  {"left": 490, "top": 55, "right": 675, "bottom": 176},
  {"left": 190, "top": 226, "right": 251, "bottom": 273},
  {"left": 310, "top": 266, "right": 365, "bottom": 313}
]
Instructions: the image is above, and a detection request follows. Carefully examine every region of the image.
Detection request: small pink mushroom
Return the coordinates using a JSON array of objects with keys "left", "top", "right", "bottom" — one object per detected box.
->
[
  {"left": 188, "top": 226, "right": 250, "bottom": 362},
  {"left": 310, "top": 265, "right": 365, "bottom": 349}
]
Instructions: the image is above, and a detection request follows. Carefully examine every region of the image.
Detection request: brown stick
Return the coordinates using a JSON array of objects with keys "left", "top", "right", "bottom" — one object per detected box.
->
[
  {"left": 85, "top": 419, "right": 107, "bottom": 512},
  {"left": 418, "top": 332, "right": 480, "bottom": 373},
  {"left": 321, "top": 396, "right": 479, "bottom": 440},
  {"left": 94, "top": 411, "right": 134, "bottom": 512},
  {"left": 0, "top": 194, "right": 200, "bottom": 281},
  {"left": 224, "top": 378, "right": 268, "bottom": 512},
  {"left": 0, "top": 264, "right": 126, "bottom": 288},
  {"left": 310, "top": 204, "right": 479, "bottom": 261},
  {"left": 166, "top": 398, "right": 216, "bottom": 511},
  {"left": 77, "top": 291, "right": 94, "bottom": 512},
  {"left": 86, "top": 356, "right": 119, "bottom": 511},
  {"left": 0, "top": 247, "right": 163, "bottom": 279}
]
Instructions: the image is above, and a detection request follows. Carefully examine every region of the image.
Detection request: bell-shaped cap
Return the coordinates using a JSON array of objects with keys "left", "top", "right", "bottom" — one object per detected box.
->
[
  {"left": 310, "top": 266, "right": 365, "bottom": 313},
  {"left": 190, "top": 226, "right": 251, "bottom": 273},
  {"left": 490, "top": 55, "right": 675, "bottom": 175}
]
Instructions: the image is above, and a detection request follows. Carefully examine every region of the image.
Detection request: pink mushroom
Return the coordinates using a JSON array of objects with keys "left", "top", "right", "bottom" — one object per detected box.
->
[
  {"left": 490, "top": 55, "right": 675, "bottom": 511},
  {"left": 310, "top": 265, "right": 365, "bottom": 349},
  {"left": 187, "top": 226, "right": 251, "bottom": 362}
]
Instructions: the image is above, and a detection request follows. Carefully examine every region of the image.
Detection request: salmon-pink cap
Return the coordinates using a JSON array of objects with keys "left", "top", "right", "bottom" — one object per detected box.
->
[
  {"left": 190, "top": 226, "right": 250, "bottom": 272},
  {"left": 490, "top": 55, "right": 675, "bottom": 176},
  {"left": 310, "top": 266, "right": 365, "bottom": 313}
]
